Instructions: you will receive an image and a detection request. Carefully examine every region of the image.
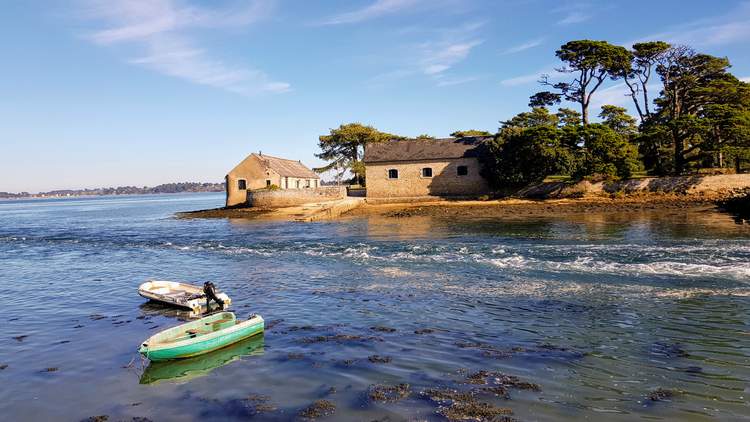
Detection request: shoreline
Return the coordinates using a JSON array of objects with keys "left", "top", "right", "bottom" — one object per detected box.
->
[{"left": 180, "top": 194, "right": 731, "bottom": 221}]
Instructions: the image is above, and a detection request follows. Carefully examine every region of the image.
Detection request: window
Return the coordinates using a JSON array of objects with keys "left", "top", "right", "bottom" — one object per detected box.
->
[
  {"left": 266, "top": 180, "right": 271, "bottom": 187},
  {"left": 237, "top": 179, "right": 247, "bottom": 190},
  {"left": 284, "top": 177, "right": 288, "bottom": 189},
  {"left": 421, "top": 167, "right": 433, "bottom": 178},
  {"left": 388, "top": 169, "right": 399, "bottom": 179},
  {"left": 457, "top": 165, "right": 468, "bottom": 176},
  {"left": 296, "top": 180, "right": 300, "bottom": 188},
  {"left": 305, "top": 180, "right": 310, "bottom": 188}
]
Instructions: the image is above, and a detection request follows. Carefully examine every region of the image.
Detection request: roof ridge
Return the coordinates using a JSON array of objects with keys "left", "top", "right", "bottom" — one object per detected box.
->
[{"left": 253, "top": 152, "right": 303, "bottom": 163}]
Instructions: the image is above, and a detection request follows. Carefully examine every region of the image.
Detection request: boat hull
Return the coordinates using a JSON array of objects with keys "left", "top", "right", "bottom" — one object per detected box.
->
[
  {"left": 138, "top": 280, "right": 231, "bottom": 312},
  {"left": 139, "top": 314, "right": 264, "bottom": 362}
]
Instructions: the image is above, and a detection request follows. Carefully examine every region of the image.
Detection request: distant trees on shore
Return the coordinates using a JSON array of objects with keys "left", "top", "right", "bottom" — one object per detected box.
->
[{"left": 1, "top": 182, "right": 225, "bottom": 199}]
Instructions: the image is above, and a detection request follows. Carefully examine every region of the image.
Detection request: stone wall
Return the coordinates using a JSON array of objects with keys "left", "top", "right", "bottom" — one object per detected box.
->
[
  {"left": 365, "top": 157, "right": 490, "bottom": 198},
  {"left": 517, "top": 174, "right": 750, "bottom": 199},
  {"left": 246, "top": 186, "right": 347, "bottom": 208}
]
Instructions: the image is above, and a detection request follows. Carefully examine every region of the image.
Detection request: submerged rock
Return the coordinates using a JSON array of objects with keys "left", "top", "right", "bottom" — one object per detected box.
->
[
  {"left": 414, "top": 328, "right": 435, "bottom": 335},
  {"left": 368, "top": 383, "right": 411, "bottom": 403},
  {"left": 367, "top": 355, "right": 392, "bottom": 364},
  {"left": 370, "top": 326, "right": 397, "bottom": 333},
  {"left": 651, "top": 342, "right": 689, "bottom": 358},
  {"left": 80, "top": 416, "right": 108, "bottom": 422},
  {"left": 298, "top": 399, "right": 336, "bottom": 419},
  {"left": 647, "top": 388, "right": 677, "bottom": 402},
  {"left": 0, "top": 364, "right": 8, "bottom": 370},
  {"left": 12, "top": 335, "right": 28, "bottom": 342},
  {"left": 42, "top": 367, "right": 58, "bottom": 373}
]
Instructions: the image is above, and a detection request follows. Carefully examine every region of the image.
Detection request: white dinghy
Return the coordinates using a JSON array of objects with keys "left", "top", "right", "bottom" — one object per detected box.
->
[{"left": 138, "top": 280, "right": 231, "bottom": 313}]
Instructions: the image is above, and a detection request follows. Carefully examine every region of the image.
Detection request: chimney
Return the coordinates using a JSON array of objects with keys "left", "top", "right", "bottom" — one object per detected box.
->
[{"left": 259, "top": 151, "right": 262, "bottom": 156}]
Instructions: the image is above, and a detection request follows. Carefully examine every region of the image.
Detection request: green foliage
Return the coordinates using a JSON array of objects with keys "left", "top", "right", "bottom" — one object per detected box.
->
[
  {"left": 534, "top": 40, "right": 632, "bottom": 125},
  {"left": 576, "top": 124, "right": 641, "bottom": 179},
  {"left": 315, "top": 123, "right": 396, "bottom": 185},
  {"left": 415, "top": 134, "right": 436, "bottom": 140},
  {"left": 266, "top": 184, "right": 280, "bottom": 191},
  {"left": 599, "top": 105, "right": 637, "bottom": 135},
  {"left": 450, "top": 129, "right": 493, "bottom": 138},
  {"left": 481, "top": 126, "right": 575, "bottom": 187}
]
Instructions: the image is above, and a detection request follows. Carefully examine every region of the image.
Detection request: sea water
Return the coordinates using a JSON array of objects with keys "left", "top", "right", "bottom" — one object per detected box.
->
[{"left": 0, "top": 193, "right": 748, "bottom": 421}]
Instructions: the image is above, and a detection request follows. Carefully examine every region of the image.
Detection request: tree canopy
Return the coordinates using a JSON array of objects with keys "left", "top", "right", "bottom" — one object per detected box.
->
[
  {"left": 315, "top": 123, "right": 395, "bottom": 185},
  {"left": 450, "top": 129, "right": 493, "bottom": 137}
]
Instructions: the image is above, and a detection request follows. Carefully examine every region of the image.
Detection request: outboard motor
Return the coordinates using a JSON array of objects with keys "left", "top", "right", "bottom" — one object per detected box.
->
[{"left": 203, "top": 281, "right": 225, "bottom": 308}]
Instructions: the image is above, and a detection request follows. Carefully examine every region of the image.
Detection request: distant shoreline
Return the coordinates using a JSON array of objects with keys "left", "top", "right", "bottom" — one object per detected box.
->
[
  {"left": 0, "top": 182, "right": 224, "bottom": 200},
  {"left": 0, "top": 191, "right": 224, "bottom": 201}
]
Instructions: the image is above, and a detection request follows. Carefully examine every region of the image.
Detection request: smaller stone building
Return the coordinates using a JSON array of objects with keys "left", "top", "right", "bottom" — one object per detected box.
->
[
  {"left": 225, "top": 152, "right": 320, "bottom": 207},
  {"left": 363, "top": 137, "right": 491, "bottom": 199}
]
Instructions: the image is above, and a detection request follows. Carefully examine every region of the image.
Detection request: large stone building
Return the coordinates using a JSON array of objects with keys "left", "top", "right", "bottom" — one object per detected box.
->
[
  {"left": 225, "top": 152, "right": 320, "bottom": 206},
  {"left": 363, "top": 137, "right": 492, "bottom": 199}
]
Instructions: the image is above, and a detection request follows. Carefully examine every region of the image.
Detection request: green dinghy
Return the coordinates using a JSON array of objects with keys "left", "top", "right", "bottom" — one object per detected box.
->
[{"left": 139, "top": 312, "right": 264, "bottom": 362}]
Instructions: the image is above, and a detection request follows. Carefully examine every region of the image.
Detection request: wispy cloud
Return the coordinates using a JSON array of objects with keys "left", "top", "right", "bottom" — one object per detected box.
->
[
  {"left": 554, "top": 3, "right": 592, "bottom": 25},
  {"left": 501, "top": 38, "right": 544, "bottom": 55},
  {"left": 318, "top": 0, "right": 422, "bottom": 25},
  {"left": 419, "top": 39, "right": 483, "bottom": 75},
  {"left": 629, "top": 2, "right": 750, "bottom": 47},
  {"left": 78, "top": 0, "right": 289, "bottom": 95},
  {"left": 741, "top": 76, "right": 750, "bottom": 83},
  {"left": 367, "top": 21, "right": 484, "bottom": 87}
]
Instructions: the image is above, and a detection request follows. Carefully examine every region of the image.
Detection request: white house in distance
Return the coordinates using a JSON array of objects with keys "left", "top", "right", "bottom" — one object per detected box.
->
[{"left": 225, "top": 152, "right": 320, "bottom": 207}]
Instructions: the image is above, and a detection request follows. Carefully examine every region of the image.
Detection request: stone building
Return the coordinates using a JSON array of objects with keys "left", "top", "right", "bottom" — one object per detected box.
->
[
  {"left": 363, "top": 137, "right": 492, "bottom": 199},
  {"left": 225, "top": 152, "right": 320, "bottom": 207}
]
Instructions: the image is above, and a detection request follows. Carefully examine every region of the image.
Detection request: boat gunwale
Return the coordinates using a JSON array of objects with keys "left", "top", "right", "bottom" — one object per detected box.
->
[{"left": 143, "top": 315, "right": 264, "bottom": 351}]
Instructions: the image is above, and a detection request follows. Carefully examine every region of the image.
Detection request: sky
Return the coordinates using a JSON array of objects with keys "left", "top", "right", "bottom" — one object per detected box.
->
[{"left": 2, "top": 0, "right": 750, "bottom": 192}]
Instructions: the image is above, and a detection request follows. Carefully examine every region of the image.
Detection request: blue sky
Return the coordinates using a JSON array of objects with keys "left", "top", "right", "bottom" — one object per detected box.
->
[{"left": 2, "top": 0, "right": 750, "bottom": 192}]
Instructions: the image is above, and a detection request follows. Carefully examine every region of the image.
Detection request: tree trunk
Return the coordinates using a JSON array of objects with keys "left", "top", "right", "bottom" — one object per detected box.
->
[
  {"left": 673, "top": 129, "right": 684, "bottom": 175},
  {"left": 581, "top": 101, "right": 589, "bottom": 126}
]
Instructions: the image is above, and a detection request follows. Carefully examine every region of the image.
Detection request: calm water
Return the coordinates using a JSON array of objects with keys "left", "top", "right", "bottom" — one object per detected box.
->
[{"left": 1, "top": 193, "right": 749, "bottom": 421}]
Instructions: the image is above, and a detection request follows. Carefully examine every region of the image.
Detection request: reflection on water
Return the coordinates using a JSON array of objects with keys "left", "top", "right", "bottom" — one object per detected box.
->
[
  {"left": 140, "top": 334, "right": 264, "bottom": 385},
  {"left": 0, "top": 194, "right": 749, "bottom": 421}
]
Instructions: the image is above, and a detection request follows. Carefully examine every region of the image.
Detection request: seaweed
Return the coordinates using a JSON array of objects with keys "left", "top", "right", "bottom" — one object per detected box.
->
[
  {"left": 368, "top": 383, "right": 411, "bottom": 403},
  {"left": 368, "top": 355, "right": 392, "bottom": 364},
  {"left": 300, "top": 334, "right": 378, "bottom": 344},
  {"left": 464, "top": 371, "right": 541, "bottom": 392},
  {"left": 298, "top": 399, "right": 336, "bottom": 419},
  {"left": 414, "top": 328, "right": 435, "bottom": 334},
  {"left": 439, "top": 401, "right": 515, "bottom": 421}
]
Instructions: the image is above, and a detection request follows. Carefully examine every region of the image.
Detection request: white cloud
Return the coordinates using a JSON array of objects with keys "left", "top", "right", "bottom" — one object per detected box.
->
[
  {"left": 367, "top": 21, "right": 483, "bottom": 87},
  {"left": 629, "top": 2, "right": 750, "bottom": 47},
  {"left": 419, "top": 39, "right": 482, "bottom": 75},
  {"left": 78, "top": 0, "right": 289, "bottom": 95},
  {"left": 558, "top": 11, "right": 590, "bottom": 25},
  {"left": 501, "top": 38, "right": 544, "bottom": 55},
  {"left": 318, "top": 0, "right": 422, "bottom": 25},
  {"left": 741, "top": 76, "right": 750, "bottom": 83},
  {"left": 435, "top": 75, "right": 481, "bottom": 87},
  {"left": 553, "top": 3, "right": 592, "bottom": 25}
]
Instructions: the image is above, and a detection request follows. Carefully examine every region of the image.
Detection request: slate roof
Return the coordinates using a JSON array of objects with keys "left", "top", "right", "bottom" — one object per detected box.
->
[
  {"left": 253, "top": 153, "right": 319, "bottom": 179},
  {"left": 363, "top": 137, "right": 490, "bottom": 163}
]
